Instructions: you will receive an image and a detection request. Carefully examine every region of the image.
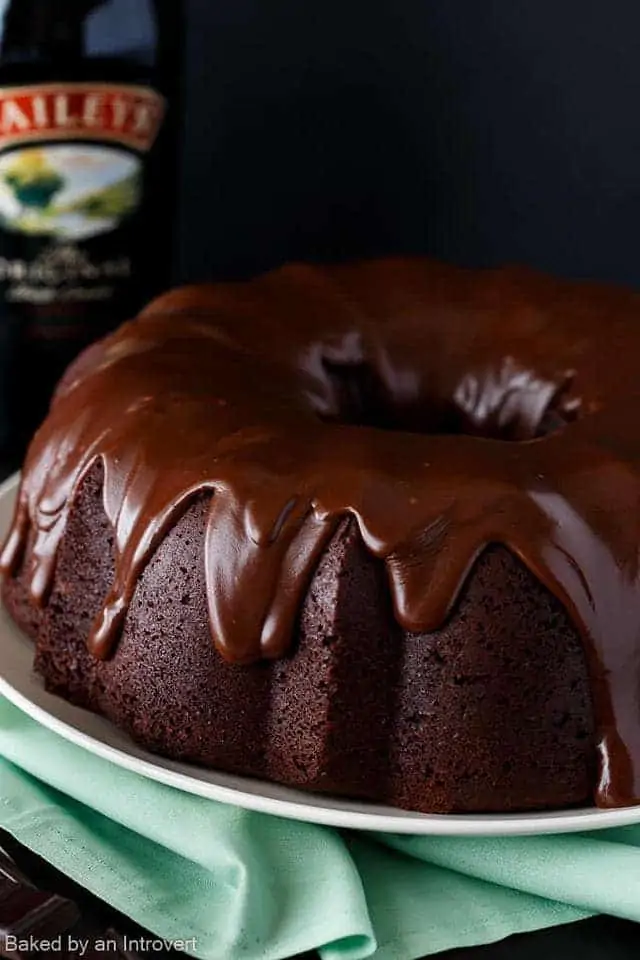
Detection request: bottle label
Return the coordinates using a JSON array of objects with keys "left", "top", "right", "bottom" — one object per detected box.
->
[
  {"left": 0, "top": 83, "right": 165, "bottom": 152},
  {"left": 0, "top": 83, "right": 166, "bottom": 317}
]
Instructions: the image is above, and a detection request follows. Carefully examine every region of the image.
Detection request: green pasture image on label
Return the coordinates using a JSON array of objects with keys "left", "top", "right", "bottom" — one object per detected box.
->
[{"left": 0, "top": 144, "right": 142, "bottom": 241}]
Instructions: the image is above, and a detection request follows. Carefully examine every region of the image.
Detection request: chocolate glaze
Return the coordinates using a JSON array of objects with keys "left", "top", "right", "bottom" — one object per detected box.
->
[{"left": 2, "top": 257, "right": 640, "bottom": 807}]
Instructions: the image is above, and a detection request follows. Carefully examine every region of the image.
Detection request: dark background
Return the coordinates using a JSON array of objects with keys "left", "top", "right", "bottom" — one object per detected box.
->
[
  {"left": 172, "top": 2, "right": 640, "bottom": 957},
  {"left": 177, "top": 0, "right": 640, "bottom": 288}
]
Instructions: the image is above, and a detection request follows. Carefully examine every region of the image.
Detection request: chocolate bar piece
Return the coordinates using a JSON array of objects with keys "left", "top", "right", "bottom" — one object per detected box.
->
[
  {"left": 0, "top": 847, "right": 79, "bottom": 958},
  {"left": 0, "top": 840, "right": 179, "bottom": 960}
]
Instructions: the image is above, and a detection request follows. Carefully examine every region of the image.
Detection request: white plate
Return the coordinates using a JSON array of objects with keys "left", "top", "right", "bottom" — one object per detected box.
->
[{"left": 2, "top": 472, "right": 640, "bottom": 836}]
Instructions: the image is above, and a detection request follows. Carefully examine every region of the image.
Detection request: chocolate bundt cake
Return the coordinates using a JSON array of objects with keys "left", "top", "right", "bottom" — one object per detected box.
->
[{"left": 3, "top": 256, "right": 640, "bottom": 814}]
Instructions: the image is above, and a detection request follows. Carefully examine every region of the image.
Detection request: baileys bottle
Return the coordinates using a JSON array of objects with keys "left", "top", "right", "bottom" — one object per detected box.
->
[{"left": 0, "top": 0, "right": 182, "bottom": 464}]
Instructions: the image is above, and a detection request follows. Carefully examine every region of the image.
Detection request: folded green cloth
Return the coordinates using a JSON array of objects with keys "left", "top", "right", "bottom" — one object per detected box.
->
[{"left": 2, "top": 694, "right": 639, "bottom": 960}]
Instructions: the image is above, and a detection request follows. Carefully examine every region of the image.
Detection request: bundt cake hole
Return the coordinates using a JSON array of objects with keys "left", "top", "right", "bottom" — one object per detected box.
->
[{"left": 318, "top": 358, "right": 575, "bottom": 441}]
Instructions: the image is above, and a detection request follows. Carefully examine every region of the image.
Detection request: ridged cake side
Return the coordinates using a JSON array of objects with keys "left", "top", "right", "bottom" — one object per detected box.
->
[{"left": 3, "top": 461, "right": 596, "bottom": 813}]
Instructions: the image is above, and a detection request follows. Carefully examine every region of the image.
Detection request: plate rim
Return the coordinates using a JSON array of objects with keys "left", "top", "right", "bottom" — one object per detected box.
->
[{"left": 2, "top": 470, "right": 640, "bottom": 836}]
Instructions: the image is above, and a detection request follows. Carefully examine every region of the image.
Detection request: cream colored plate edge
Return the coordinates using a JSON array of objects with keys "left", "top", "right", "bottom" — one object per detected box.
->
[{"left": 1, "top": 471, "right": 639, "bottom": 836}]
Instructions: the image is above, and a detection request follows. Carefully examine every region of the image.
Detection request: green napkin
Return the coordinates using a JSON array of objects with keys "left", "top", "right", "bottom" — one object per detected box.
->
[{"left": 1, "top": 693, "right": 638, "bottom": 960}]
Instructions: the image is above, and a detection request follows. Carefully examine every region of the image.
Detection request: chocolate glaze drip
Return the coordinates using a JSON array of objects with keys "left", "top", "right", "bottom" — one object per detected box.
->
[{"left": 2, "top": 257, "right": 640, "bottom": 807}]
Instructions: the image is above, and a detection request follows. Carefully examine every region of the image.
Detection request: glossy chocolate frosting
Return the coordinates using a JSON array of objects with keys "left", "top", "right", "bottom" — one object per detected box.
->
[{"left": 2, "top": 257, "right": 640, "bottom": 807}]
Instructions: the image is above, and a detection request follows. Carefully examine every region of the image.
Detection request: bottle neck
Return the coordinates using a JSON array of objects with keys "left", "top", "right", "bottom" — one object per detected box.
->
[{"left": 1, "top": 0, "right": 104, "bottom": 62}]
